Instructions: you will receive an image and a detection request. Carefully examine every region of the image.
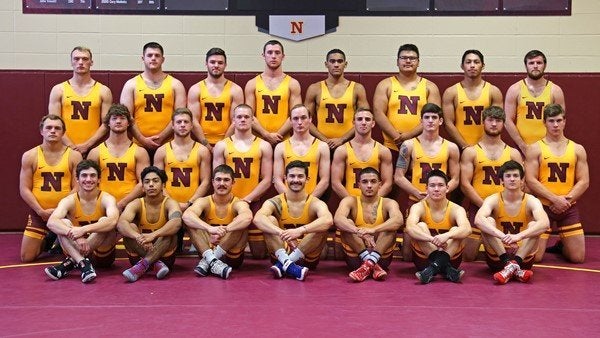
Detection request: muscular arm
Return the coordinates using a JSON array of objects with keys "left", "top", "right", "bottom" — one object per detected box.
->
[
  {"left": 116, "top": 199, "right": 142, "bottom": 239},
  {"left": 373, "top": 79, "right": 401, "bottom": 142},
  {"left": 189, "top": 144, "right": 212, "bottom": 201},
  {"left": 504, "top": 83, "right": 527, "bottom": 153},
  {"left": 447, "top": 205, "right": 472, "bottom": 239},
  {"left": 524, "top": 143, "right": 566, "bottom": 209},
  {"left": 48, "top": 84, "right": 76, "bottom": 148},
  {"left": 226, "top": 200, "right": 253, "bottom": 232},
  {"left": 446, "top": 142, "right": 461, "bottom": 193},
  {"left": 304, "top": 199, "right": 333, "bottom": 233},
  {"left": 330, "top": 146, "right": 349, "bottom": 199},
  {"left": 19, "top": 150, "right": 49, "bottom": 219},
  {"left": 211, "top": 140, "right": 226, "bottom": 167},
  {"left": 187, "top": 82, "right": 210, "bottom": 145},
  {"left": 253, "top": 197, "right": 284, "bottom": 235},
  {"left": 459, "top": 146, "right": 484, "bottom": 207},
  {"left": 378, "top": 146, "right": 394, "bottom": 197},
  {"left": 442, "top": 86, "right": 468, "bottom": 148},
  {"left": 371, "top": 199, "right": 403, "bottom": 233},
  {"left": 150, "top": 198, "right": 182, "bottom": 238},
  {"left": 272, "top": 143, "right": 286, "bottom": 194},
  {"left": 311, "top": 142, "right": 331, "bottom": 198},
  {"left": 46, "top": 195, "right": 76, "bottom": 236},
  {"left": 490, "top": 84, "right": 504, "bottom": 108},
  {"left": 117, "top": 147, "right": 150, "bottom": 210},
  {"left": 276, "top": 78, "right": 302, "bottom": 138},
  {"left": 393, "top": 141, "right": 424, "bottom": 200},
  {"left": 474, "top": 195, "right": 505, "bottom": 238},
  {"left": 518, "top": 196, "right": 550, "bottom": 239},
  {"left": 567, "top": 144, "right": 589, "bottom": 203},
  {"left": 182, "top": 197, "right": 214, "bottom": 232},
  {"left": 333, "top": 197, "right": 358, "bottom": 233},
  {"left": 404, "top": 202, "right": 432, "bottom": 241},
  {"left": 120, "top": 78, "right": 157, "bottom": 148}
]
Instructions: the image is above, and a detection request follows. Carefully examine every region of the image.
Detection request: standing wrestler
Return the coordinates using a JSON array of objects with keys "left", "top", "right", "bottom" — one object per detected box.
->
[
  {"left": 19, "top": 115, "right": 83, "bottom": 262},
  {"left": 525, "top": 104, "right": 588, "bottom": 263},
  {"left": 273, "top": 104, "right": 330, "bottom": 198},
  {"left": 48, "top": 46, "right": 113, "bottom": 155},
  {"left": 441, "top": 49, "right": 503, "bottom": 149},
  {"left": 253, "top": 161, "right": 332, "bottom": 281},
  {"left": 304, "top": 48, "right": 369, "bottom": 149},
  {"left": 405, "top": 170, "right": 471, "bottom": 284},
  {"left": 88, "top": 104, "right": 150, "bottom": 211},
  {"left": 117, "top": 166, "right": 182, "bottom": 282},
  {"left": 213, "top": 104, "right": 273, "bottom": 258},
  {"left": 475, "top": 161, "right": 550, "bottom": 284},
  {"left": 187, "top": 47, "right": 244, "bottom": 149},
  {"left": 244, "top": 40, "right": 302, "bottom": 145},
  {"left": 334, "top": 167, "right": 403, "bottom": 282},
  {"left": 182, "top": 165, "right": 253, "bottom": 279},
  {"left": 331, "top": 108, "right": 393, "bottom": 199},
  {"left": 460, "top": 106, "right": 522, "bottom": 261},
  {"left": 504, "top": 50, "right": 565, "bottom": 153},
  {"left": 44, "top": 160, "right": 119, "bottom": 283},
  {"left": 120, "top": 42, "right": 186, "bottom": 152},
  {"left": 394, "top": 103, "right": 460, "bottom": 260}
]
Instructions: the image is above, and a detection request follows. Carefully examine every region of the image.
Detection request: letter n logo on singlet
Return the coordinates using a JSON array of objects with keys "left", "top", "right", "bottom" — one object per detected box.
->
[
  {"left": 525, "top": 101, "right": 544, "bottom": 120},
  {"left": 144, "top": 94, "right": 164, "bottom": 112},
  {"left": 204, "top": 102, "right": 225, "bottom": 121},
  {"left": 325, "top": 103, "right": 347, "bottom": 123},
  {"left": 418, "top": 163, "right": 442, "bottom": 184},
  {"left": 397, "top": 96, "right": 419, "bottom": 115},
  {"left": 171, "top": 168, "right": 192, "bottom": 187},
  {"left": 352, "top": 167, "right": 362, "bottom": 189},
  {"left": 70, "top": 101, "right": 92, "bottom": 120},
  {"left": 482, "top": 166, "right": 501, "bottom": 185},
  {"left": 40, "top": 172, "right": 64, "bottom": 191},
  {"left": 547, "top": 163, "right": 569, "bottom": 183},
  {"left": 106, "top": 163, "right": 127, "bottom": 181},
  {"left": 261, "top": 95, "right": 281, "bottom": 114},
  {"left": 463, "top": 106, "right": 484, "bottom": 125},
  {"left": 232, "top": 157, "right": 253, "bottom": 179},
  {"left": 501, "top": 221, "right": 523, "bottom": 234}
]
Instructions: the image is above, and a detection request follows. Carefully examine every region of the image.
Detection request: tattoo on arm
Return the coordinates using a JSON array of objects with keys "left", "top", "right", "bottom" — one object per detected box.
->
[
  {"left": 396, "top": 144, "right": 409, "bottom": 169},
  {"left": 169, "top": 211, "right": 182, "bottom": 220}
]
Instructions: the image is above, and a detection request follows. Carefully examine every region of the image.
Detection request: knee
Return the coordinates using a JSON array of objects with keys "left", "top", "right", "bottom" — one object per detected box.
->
[
  {"left": 20, "top": 252, "right": 36, "bottom": 263},
  {"left": 566, "top": 251, "right": 585, "bottom": 264}
]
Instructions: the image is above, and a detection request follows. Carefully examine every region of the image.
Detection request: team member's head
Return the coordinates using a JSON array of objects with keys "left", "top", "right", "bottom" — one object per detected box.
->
[
  {"left": 543, "top": 103, "right": 566, "bottom": 136},
  {"left": 104, "top": 104, "right": 132, "bottom": 132},
  {"left": 523, "top": 50, "right": 547, "bottom": 80},
  {"left": 171, "top": 108, "right": 193, "bottom": 138},
  {"left": 498, "top": 160, "right": 524, "bottom": 190},
  {"left": 325, "top": 48, "right": 347, "bottom": 76},
  {"left": 76, "top": 160, "right": 101, "bottom": 191},
  {"left": 397, "top": 44, "right": 420, "bottom": 73},
  {"left": 461, "top": 49, "right": 484, "bottom": 79},
  {"left": 353, "top": 108, "right": 375, "bottom": 136},
  {"left": 39, "top": 114, "right": 66, "bottom": 137},
  {"left": 141, "top": 166, "right": 168, "bottom": 197},
  {"left": 285, "top": 160, "right": 308, "bottom": 193},
  {"left": 262, "top": 40, "right": 284, "bottom": 70},
  {"left": 420, "top": 103, "right": 443, "bottom": 131},
  {"left": 358, "top": 167, "right": 381, "bottom": 198},
  {"left": 142, "top": 42, "right": 165, "bottom": 71},
  {"left": 70, "top": 46, "right": 93, "bottom": 74},
  {"left": 205, "top": 47, "right": 227, "bottom": 78},
  {"left": 212, "top": 164, "right": 235, "bottom": 195},
  {"left": 425, "top": 169, "right": 449, "bottom": 200},
  {"left": 289, "top": 104, "right": 312, "bottom": 133},
  {"left": 482, "top": 106, "right": 506, "bottom": 136},
  {"left": 232, "top": 104, "right": 253, "bottom": 132}
]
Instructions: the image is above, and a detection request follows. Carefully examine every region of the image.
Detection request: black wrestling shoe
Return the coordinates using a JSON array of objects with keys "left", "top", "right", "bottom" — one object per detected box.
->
[{"left": 44, "top": 257, "right": 75, "bottom": 280}]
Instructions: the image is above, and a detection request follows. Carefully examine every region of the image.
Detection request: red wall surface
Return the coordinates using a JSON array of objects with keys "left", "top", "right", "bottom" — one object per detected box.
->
[{"left": 0, "top": 71, "right": 596, "bottom": 233}]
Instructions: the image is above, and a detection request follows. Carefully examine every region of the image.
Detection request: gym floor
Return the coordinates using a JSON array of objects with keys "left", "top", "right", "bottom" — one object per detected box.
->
[{"left": 1, "top": 233, "right": 599, "bottom": 337}]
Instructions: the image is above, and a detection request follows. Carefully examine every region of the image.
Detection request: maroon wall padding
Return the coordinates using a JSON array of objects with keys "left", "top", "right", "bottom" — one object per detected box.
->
[{"left": 0, "top": 70, "right": 596, "bottom": 234}]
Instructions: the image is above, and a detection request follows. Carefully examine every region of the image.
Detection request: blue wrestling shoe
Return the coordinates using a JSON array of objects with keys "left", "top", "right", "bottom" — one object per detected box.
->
[
  {"left": 270, "top": 261, "right": 285, "bottom": 279},
  {"left": 284, "top": 260, "right": 308, "bottom": 281}
]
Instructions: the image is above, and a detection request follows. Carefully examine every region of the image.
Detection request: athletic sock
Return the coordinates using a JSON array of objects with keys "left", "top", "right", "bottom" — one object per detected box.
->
[
  {"left": 213, "top": 245, "right": 226, "bottom": 260},
  {"left": 368, "top": 251, "right": 381, "bottom": 264},
  {"left": 499, "top": 253, "right": 511, "bottom": 265},
  {"left": 514, "top": 255, "right": 524, "bottom": 267},
  {"left": 434, "top": 251, "right": 451, "bottom": 270},
  {"left": 288, "top": 248, "right": 305, "bottom": 262},
  {"left": 359, "top": 249, "right": 370, "bottom": 262},
  {"left": 202, "top": 249, "right": 217, "bottom": 263},
  {"left": 275, "top": 248, "right": 291, "bottom": 264},
  {"left": 139, "top": 258, "right": 150, "bottom": 269}
]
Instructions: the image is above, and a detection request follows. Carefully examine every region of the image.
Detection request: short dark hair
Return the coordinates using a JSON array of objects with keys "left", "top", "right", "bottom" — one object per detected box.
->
[
  {"left": 498, "top": 160, "right": 524, "bottom": 179},
  {"left": 461, "top": 49, "right": 484, "bottom": 64},
  {"left": 358, "top": 167, "right": 381, "bottom": 181},
  {"left": 143, "top": 42, "right": 164, "bottom": 55},
  {"left": 421, "top": 103, "right": 443, "bottom": 118},
  {"left": 39, "top": 114, "right": 66, "bottom": 132},
  {"left": 104, "top": 104, "right": 132, "bottom": 127},
  {"left": 543, "top": 103, "right": 565, "bottom": 121},
  {"left": 482, "top": 106, "right": 506, "bottom": 122},
  {"left": 212, "top": 164, "right": 235, "bottom": 180},
  {"left": 397, "top": 44, "right": 419, "bottom": 59},
  {"left": 206, "top": 47, "right": 226, "bottom": 62},
  {"left": 172, "top": 107, "right": 193, "bottom": 122},
  {"left": 263, "top": 40, "right": 284, "bottom": 54},
  {"left": 141, "top": 166, "right": 168, "bottom": 183},
  {"left": 524, "top": 50, "right": 546, "bottom": 65},
  {"left": 233, "top": 103, "right": 253, "bottom": 117},
  {"left": 76, "top": 159, "right": 101, "bottom": 178},
  {"left": 426, "top": 169, "right": 449, "bottom": 184},
  {"left": 285, "top": 160, "right": 308, "bottom": 176},
  {"left": 326, "top": 48, "right": 346, "bottom": 61}
]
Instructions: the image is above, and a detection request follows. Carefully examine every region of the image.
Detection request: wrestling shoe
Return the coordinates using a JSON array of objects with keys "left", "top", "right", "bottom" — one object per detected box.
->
[
  {"left": 209, "top": 259, "right": 232, "bottom": 280},
  {"left": 444, "top": 265, "right": 465, "bottom": 283},
  {"left": 153, "top": 260, "right": 170, "bottom": 280},
  {"left": 79, "top": 258, "right": 97, "bottom": 283},
  {"left": 194, "top": 258, "right": 210, "bottom": 277},
  {"left": 284, "top": 260, "right": 308, "bottom": 281},
  {"left": 122, "top": 260, "right": 148, "bottom": 283},
  {"left": 44, "top": 257, "right": 75, "bottom": 280},
  {"left": 349, "top": 260, "right": 374, "bottom": 282},
  {"left": 372, "top": 263, "right": 388, "bottom": 281},
  {"left": 270, "top": 261, "right": 285, "bottom": 279},
  {"left": 415, "top": 265, "right": 437, "bottom": 284},
  {"left": 515, "top": 268, "right": 533, "bottom": 283},
  {"left": 493, "top": 260, "right": 519, "bottom": 284},
  {"left": 545, "top": 240, "right": 563, "bottom": 254}
]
